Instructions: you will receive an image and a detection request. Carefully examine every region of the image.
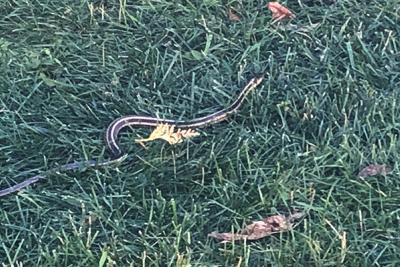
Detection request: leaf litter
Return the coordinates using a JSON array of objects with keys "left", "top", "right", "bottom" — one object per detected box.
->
[
  {"left": 208, "top": 212, "right": 304, "bottom": 243},
  {"left": 358, "top": 164, "right": 391, "bottom": 178},
  {"left": 227, "top": 7, "right": 241, "bottom": 22},
  {"left": 267, "top": 2, "right": 296, "bottom": 21}
]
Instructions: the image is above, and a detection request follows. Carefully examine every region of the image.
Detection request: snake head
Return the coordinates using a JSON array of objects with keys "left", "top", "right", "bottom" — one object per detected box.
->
[
  {"left": 244, "top": 75, "right": 264, "bottom": 93},
  {"left": 253, "top": 75, "right": 264, "bottom": 86}
]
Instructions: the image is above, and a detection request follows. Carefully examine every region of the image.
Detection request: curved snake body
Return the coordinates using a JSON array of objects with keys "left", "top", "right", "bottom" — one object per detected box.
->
[{"left": 0, "top": 77, "right": 263, "bottom": 196}]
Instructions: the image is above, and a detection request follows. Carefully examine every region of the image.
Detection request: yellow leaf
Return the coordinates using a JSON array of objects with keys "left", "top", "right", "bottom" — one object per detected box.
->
[{"left": 135, "top": 124, "right": 200, "bottom": 145}]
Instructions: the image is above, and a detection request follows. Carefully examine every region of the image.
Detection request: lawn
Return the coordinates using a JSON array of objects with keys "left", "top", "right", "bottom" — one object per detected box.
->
[{"left": 0, "top": 0, "right": 399, "bottom": 266}]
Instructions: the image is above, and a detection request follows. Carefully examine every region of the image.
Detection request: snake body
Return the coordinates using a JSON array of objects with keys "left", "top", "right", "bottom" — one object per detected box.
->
[{"left": 0, "top": 76, "right": 263, "bottom": 196}]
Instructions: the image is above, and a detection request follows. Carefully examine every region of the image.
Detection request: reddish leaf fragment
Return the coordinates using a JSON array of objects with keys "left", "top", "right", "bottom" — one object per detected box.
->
[
  {"left": 228, "top": 7, "right": 241, "bottom": 22},
  {"left": 267, "top": 2, "right": 295, "bottom": 21},
  {"left": 358, "top": 164, "right": 391, "bottom": 178},
  {"left": 208, "top": 212, "right": 304, "bottom": 242}
]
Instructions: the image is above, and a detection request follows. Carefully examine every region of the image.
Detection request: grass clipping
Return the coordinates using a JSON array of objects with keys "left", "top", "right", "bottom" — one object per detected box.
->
[{"left": 135, "top": 124, "right": 200, "bottom": 145}]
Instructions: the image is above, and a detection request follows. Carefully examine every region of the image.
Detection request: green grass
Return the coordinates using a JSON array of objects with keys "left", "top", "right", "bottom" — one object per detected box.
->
[{"left": 0, "top": 0, "right": 399, "bottom": 266}]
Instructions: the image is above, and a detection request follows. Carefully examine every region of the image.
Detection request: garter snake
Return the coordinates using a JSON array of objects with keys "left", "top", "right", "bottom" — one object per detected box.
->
[{"left": 0, "top": 76, "right": 263, "bottom": 196}]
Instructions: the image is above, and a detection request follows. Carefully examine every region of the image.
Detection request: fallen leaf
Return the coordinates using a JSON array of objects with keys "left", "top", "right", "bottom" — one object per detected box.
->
[
  {"left": 208, "top": 212, "right": 304, "bottom": 242},
  {"left": 358, "top": 164, "right": 391, "bottom": 178},
  {"left": 267, "top": 2, "right": 295, "bottom": 21},
  {"left": 135, "top": 124, "right": 200, "bottom": 145},
  {"left": 228, "top": 7, "right": 241, "bottom": 22}
]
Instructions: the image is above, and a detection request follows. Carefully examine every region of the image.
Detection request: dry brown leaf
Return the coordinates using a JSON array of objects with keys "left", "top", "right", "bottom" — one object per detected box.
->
[
  {"left": 135, "top": 124, "right": 200, "bottom": 145},
  {"left": 358, "top": 164, "right": 391, "bottom": 178},
  {"left": 228, "top": 7, "right": 241, "bottom": 22},
  {"left": 267, "top": 2, "right": 295, "bottom": 21},
  {"left": 208, "top": 212, "right": 304, "bottom": 243}
]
